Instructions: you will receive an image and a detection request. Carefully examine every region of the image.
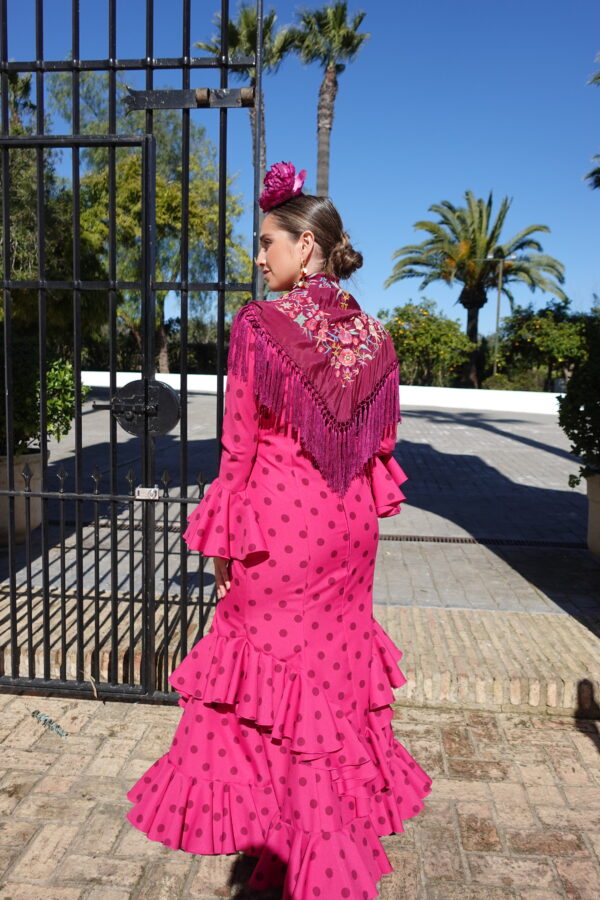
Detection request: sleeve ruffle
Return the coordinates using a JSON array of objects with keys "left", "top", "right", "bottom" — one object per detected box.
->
[
  {"left": 370, "top": 454, "right": 408, "bottom": 518},
  {"left": 182, "top": 478, "right": 269, "bottom": 561}
]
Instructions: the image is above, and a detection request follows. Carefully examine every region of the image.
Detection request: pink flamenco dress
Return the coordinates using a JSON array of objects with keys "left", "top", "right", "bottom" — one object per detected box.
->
[{"left": 125, "top": 273, "right": 433, "bottom": 899}]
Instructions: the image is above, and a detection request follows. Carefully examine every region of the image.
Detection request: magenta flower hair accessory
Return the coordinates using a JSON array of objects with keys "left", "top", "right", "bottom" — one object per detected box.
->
[{"left": 259, "top": 161, "right": 307, "bottom": 212}]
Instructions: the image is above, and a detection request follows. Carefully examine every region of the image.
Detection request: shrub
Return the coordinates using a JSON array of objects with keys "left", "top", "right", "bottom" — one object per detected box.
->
[
  {"left": 0, "top": 332, "right": 87, "bottom": 455},
  {"left": 558, "top": 332, "right": 600, "bottom": 486},
  {"left": 378, "top": 299, "right": 472, "bottom": 386}
]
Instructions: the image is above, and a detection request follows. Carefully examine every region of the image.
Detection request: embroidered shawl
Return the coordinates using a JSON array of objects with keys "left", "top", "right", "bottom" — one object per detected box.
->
[{"left": 228, "top": 272, "right": 400, "bottom": 496}]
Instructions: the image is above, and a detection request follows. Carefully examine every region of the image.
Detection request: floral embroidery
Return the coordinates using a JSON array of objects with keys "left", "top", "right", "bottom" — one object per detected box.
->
[{"left": 270, "top": 274, "right": 387, "bottom": 387}]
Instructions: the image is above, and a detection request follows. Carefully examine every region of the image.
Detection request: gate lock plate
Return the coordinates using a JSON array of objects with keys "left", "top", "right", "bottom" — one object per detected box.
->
[{"left": 94, "top": 379, "right": 181, "bottom": 437}]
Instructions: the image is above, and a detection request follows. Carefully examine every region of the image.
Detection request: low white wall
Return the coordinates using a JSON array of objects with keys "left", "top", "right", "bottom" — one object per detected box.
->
[
  {"left": 399, "top": 385, "right": 561, "bottom": 415},
  {"left": 82, "top": 371, "right": 218, "bottom": 394},
  {"left": 82, "top": 372, "right": 562, "bottom": 416}
]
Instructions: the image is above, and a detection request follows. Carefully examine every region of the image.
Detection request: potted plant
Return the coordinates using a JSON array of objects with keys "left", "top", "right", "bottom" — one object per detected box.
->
[
  {"left": 558, "top": 334, "right": 600, "bottom": 558},
  {"left": 0, "top": 334, "right": 85, "bottom": 544}
]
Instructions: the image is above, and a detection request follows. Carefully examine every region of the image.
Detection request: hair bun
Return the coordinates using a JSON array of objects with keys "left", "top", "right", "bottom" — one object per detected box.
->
[{"left": 330, "top": 233, "right": 363, "bottom": 280}]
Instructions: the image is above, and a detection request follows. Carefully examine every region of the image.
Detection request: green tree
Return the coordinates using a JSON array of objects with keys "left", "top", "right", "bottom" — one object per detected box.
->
[
  {"left": 498, "top": 300, "right": 588, "bottom": 390},
  {"left": 0, "top": 73, "right": 104, "bottom": 351},
  {"left": 378, "top": 299, "right": 472, "bottom": 386},
  {"left": 47, "top": 71, "right": 251, "bottom": 372},
  {"left": 385, "top": 191, "right": 567, "bottom": 386},
  {"left": 289, "top": 3, "right": 369, "bottom": 196},
  {"left": 585, "top": 52, "right": 600, "bottom": 189}
]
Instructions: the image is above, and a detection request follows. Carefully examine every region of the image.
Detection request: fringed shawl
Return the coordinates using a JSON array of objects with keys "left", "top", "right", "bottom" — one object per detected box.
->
[{"left": 228, "top": 273, "right": 400, "bottom": 496}]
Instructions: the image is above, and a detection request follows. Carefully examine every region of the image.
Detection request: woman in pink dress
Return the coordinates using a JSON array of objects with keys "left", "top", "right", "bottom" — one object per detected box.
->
[{"left": 126, "top": 163, "right": 432, "bottom": 899}]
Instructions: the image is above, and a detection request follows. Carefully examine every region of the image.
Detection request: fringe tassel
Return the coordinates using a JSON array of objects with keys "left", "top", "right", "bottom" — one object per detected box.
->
[{"left": 229, "top": 307, "right": 400, "bottom": 496}]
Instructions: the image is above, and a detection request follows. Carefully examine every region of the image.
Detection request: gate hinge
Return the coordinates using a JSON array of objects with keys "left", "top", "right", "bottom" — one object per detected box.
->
[{"left": 135, "top": 485, "right": 160, "bottom": 501}]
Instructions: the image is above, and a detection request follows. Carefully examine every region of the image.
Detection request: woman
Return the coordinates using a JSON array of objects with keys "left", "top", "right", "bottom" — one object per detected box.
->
[{"left": 126, "top": 162, "right": 432, "bottom": 899}]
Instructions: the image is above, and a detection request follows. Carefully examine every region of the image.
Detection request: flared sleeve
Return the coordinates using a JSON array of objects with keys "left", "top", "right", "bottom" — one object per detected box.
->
[
  {"left": 367, "top": 423, "right": 408, "bottom": 518},
  {"left": 183, "top": 308, "right": 269, "bottom": 561}
]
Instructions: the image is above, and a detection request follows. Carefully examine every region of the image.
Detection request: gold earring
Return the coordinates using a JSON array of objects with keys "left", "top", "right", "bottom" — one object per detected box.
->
[{"left": 298, "top": 260, "right": 308, "bottom": 289}]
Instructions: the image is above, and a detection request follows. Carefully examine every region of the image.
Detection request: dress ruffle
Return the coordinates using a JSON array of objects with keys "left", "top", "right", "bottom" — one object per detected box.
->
[
  {"left": 126, "top": 622, "right": 432, "bottom": 900},
  {"left": 125, "top": 753, "right": 276, "bottom": 856},
  {"left": 182, "top": 478, "right": 269, "bottom": 561},
  {"left": 369, "top": 454, "right": 408, "bottom": 517}
]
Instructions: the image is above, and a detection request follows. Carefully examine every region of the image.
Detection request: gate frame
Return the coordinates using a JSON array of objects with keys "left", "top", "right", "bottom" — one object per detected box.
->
[{"left": 0, "top": 0, "right": 263, "bottom": 703}]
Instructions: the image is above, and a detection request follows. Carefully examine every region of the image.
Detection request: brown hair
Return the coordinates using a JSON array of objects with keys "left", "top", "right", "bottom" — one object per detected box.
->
[{"left": 267, "top": 194, "right": 363, "bottom": 280}]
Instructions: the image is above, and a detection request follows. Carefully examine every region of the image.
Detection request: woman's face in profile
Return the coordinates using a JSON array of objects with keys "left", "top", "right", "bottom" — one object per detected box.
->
[{"left": 256, "top": 214, "right": 305, "bottom": 293}]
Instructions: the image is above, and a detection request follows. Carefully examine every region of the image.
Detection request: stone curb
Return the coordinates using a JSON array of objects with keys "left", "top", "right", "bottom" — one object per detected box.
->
[{"left": 377, "top": 606, "right": 600, "bottom": 718}]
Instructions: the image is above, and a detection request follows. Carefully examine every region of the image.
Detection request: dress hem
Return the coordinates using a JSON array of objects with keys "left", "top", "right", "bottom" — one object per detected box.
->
[{"left": 125, "top": 623, "right": 433, "bottom": 899}]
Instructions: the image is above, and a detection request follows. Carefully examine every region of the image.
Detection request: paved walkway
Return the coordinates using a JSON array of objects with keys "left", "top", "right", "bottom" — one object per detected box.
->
[
  {"left": 0, "top": 693, "right": 599, "bottom": 899},
  {"left": 1, "top": 399, "right": 600, "bottom": 897}
]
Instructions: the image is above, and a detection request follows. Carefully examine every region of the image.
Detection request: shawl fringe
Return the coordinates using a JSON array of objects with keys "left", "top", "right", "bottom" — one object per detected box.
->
[{"left": 229, "top": 305, "right": 400, "bottom": 496}]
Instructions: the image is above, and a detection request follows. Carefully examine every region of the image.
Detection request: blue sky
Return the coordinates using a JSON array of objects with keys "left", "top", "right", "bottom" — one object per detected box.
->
[{"left": 7, "top": 0, "right": 600, "bottom": 335}]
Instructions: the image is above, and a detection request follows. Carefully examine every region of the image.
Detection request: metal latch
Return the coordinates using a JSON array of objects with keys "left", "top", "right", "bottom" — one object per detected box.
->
[
  {"left": 135, "top": 486, "right": 160, "bottom": 501},
  {"left": 92, "top": 379, "right": 181, "bottom": 437}
]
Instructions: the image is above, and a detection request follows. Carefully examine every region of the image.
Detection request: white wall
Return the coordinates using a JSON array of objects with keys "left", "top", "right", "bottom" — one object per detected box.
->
[{"left": 82, "top": 372, "right": 562, "bottom": 416}]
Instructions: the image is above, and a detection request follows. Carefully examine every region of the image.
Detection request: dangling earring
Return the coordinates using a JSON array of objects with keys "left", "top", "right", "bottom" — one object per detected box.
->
[{"left": 297, "top": 259, "right": 308, "bottom": 289}]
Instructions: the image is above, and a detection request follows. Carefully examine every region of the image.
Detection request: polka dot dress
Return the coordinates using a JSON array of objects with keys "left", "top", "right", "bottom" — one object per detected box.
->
[{"left": 125, "top": 329, "right": 433, "bottom": 900}]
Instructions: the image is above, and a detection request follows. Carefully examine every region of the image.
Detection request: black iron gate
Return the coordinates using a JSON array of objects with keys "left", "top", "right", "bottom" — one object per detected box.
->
[{"left": 0, "top": 0, "right": 263, "bottom": 702}]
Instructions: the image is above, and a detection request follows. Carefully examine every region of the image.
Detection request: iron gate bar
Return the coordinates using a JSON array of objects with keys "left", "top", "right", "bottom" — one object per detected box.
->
[
  {"left": 216, "top": 0, "right": 230, "bottom": 471},
  {"left": 0, "top": 677, "right": 176, "bottom": 704},
  {"left": 0, "top": 280, "right": 253, "bottom": 291},
  {"left": 108, "top": 0, "right": 119, "bottom": 690},
  {"left": 141, "top": 130, "right": 157, "bottom": 695},
  {"left": 0, "top": 0, "right": 17, "bottom": 680},
  {"left": 251, "top": 4, "right": 264, "bottom": 297},
  {"left": 71, "top": 0, "right": 85, "bottom": 689},
  {"left": 0, "top": 135, "right": 150, "bottom": 145},
  {"left": 180, "top": 0, "right": 191, "bottom": 667},
  {"left": 35, "top": 0, "right": 51, "bottom": 682},
  {"left": 0, "top": 58, "right": 256, "bottom": 74}
]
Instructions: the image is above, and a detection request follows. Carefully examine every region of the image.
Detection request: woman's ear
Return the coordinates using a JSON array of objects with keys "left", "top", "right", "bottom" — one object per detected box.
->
[{"left": 300, "top": 229, "right": 315, "bottom": 259}]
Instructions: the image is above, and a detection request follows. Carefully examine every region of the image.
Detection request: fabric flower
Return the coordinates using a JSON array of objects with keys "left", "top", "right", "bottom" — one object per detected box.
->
[
  {"left": 259, "top": 162, "right": 307, "bottom": 211},
  {"left": 339, "top": 349, "right": 356, "bottom": 367},
  {"left": 337, "top": 328, "right": 353, "bottom": 345}
]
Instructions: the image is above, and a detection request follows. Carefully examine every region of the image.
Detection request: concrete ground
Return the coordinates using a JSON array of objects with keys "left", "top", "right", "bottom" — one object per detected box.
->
[{"left": 1, "top": 398, "right": 599, "bottom": 897}]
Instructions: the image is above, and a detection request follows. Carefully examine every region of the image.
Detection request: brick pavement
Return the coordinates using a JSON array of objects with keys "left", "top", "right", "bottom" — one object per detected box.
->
[{"left": 0, "top": 692, "right": 599, "bottom": 899}]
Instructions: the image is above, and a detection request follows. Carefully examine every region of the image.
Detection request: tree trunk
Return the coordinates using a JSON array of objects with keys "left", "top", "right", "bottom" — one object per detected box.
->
[
  {"left": 316, "top": 66, "right": 338, "bottom": 197},
  {"left": 157, "top": 323, "right": 169, "bottom": 374},
  {"left": 155, "top": 294, "right": 169, "bottom": 373},
  {"left": 465, "top": 306, "right": 479, "bottom": 387}
]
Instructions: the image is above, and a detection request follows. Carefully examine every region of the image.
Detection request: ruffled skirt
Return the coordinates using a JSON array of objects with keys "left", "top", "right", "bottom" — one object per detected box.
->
[{"left": 126, "top": 621, "right": 432, "bottom": 899}]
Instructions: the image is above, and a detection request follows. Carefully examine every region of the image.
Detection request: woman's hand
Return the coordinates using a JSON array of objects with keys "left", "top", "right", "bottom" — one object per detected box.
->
[{"left": 213, "top": 556, "right": 231, "bottom": 600}]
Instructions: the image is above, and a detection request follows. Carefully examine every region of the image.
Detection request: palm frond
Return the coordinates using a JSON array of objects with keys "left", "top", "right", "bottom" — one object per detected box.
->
[
  {"left": 585, "top": 156, "right": 600, "bottom": 190},
  {"left": 291, "top": 2, "right": 369, "bottom": 69}
]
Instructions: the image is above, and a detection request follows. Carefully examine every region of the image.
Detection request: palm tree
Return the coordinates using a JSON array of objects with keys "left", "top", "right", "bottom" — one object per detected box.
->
[
  {"left": 585, "top": 54, "right": 600, "bottom": 189},
  {"left": 288, "top": 3, "right": 369, "bottom": 196},
  {"left": 195, "top": 5, "right": 294, "bottom": 187},
  {"left": 385, "top": 191, "right": 567, "bottom": 385}
]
